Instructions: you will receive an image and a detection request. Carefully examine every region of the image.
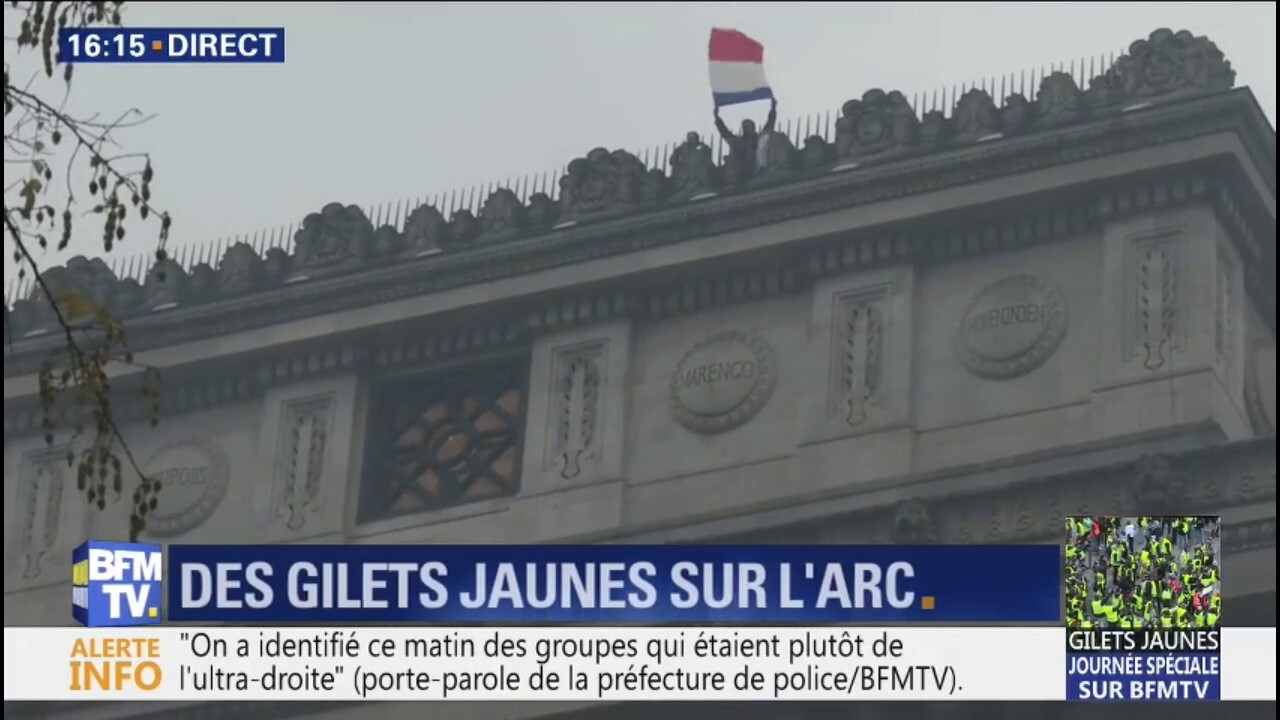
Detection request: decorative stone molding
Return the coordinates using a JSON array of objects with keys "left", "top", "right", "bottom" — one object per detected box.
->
[
  {"left": 808, "top": 263, "right": 921, "bottom": 443},
  {"left": 5, "top": 28, "right": 1264, "bottom": 361},
  {"left": 1243, "top": 339, "right": 1276, "bottom": 436},
  {"left": 1035, "top": 72, "right": 1083, "bottom": 127},
  {"left": 1128, "top": 454, "right": 1189, "bottom": 516},
  {"left": 10, "top": 447, "right": 71, "bottom": 580},
  {"left": 558, "top": 148, "right": 658, "bottom": 225},
  {"left": 0, "top": 171, "right": 1231, "bottom": 440},
  {"left": 477, "top": 188, "right": 529, "bottom": 245},
  {"left": 952, "top": 89, "right": 1000, "bottom": 143},
  {"left": 1106, "top": 28, "right": 1236, "bottom": 104},
  {"left": 834, "top": 89, "right": 919, "bottom": 164},
  {"left": 4, "top": 91, "right": 1271, "bottom": 372},
  {"left": 1215, "top": 247, "right": 1233, "bottom": 373},
  {"left": 953, "top": 274, "right": 1067, "bottom": 380},
  {"left": 260, "top": 377, "right": 355, "bottom": 539},
  {"left": 832, "top": 287, "right": 888, "bottom": 427},
  {"left": 1123, "top": 231, "right": 1184, "bottom": 372},
  {"left": 721, "top": 437, "right": 1276, "bottom": 548},
  {"left": 890, "top": 497, "right": 938, "bottom": 544},
  {"left": 547, "top": 344, "right": 604, "bottom": 480},
  {"left": 807, "top": 265, "right": 914, "bottom": 443},
  {"left": 271, "top": 396, "right": 333, "bottom": 531},
  {"left": 524, "top": 322, "right": 630, "bottom": 490},
  {"left": 669, "top": 331, "right": 776, "bottom": 435},
  {"left": 290, "top": 203, "right": 376, "bottom": 280}
]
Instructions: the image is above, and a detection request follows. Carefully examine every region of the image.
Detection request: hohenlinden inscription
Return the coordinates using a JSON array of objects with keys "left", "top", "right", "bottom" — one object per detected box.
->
[
  {"left": 954, "top": 274, "right": 1067, "bottom": 379},
  {"left": 669, "top": 331, "right": 776, "bottom": 434},
  {"left": 142, "top": 441, "right": 230, "bottom": 537}
]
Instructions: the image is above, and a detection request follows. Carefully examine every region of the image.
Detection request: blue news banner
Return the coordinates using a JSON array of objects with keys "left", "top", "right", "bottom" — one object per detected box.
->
[
  {"left": 1066, "top": 629, "right": 1222, "bottom": 702},
  {"left": 163, "top": 545, "right": 1060, "bottom": 624},
  {"left": 59, "top": 28, "right": 284, "bottom": 63}
]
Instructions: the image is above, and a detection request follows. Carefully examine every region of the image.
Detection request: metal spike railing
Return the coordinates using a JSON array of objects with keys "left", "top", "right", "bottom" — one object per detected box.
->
[{"left": 4, "top": 50, "right": 1122, "bottom": 305}]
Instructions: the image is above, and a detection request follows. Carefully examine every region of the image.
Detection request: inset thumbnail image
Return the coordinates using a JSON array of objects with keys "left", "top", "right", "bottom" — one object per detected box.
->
[{"left": 1064, "top": 516, "right": 1221, "bottom": 629}]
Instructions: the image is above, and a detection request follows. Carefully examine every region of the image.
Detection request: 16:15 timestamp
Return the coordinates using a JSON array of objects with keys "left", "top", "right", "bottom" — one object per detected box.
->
[{"left": 65, "top": 32, "right": 148, "bottom": 60}]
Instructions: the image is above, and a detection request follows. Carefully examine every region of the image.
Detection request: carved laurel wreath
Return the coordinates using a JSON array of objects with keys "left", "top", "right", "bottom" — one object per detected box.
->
[
  {"left": 668, "top": 331, "right": 777, "bottom": 435},
  {"left": 142, "top": 441, "right": 231, "bottom": 538},
  {"left": 952, "top": 274, "right": 1068, "bottom": 380}
]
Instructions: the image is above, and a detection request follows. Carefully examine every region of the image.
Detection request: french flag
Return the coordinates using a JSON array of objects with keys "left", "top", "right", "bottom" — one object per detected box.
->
[{"left": 708, "top": 28, "right": 773, "bottom": 108}]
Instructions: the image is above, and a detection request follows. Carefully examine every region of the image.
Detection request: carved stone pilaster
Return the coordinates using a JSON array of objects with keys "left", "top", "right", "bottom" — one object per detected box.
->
[
  {"left": 1124, "top": 231, "right": 1184, "bottom": 372},
  {"left": 271, "top": 395, "right": 333, "bottom": 531},
  {"left": 833, "top": 288, "right": 888, "bottom": 428},
  {"left": 548, "top": 343, "right": 604, "bottom": 480},
  {"left": 524, "top": 321, "right": 630, "bottom": 490},
  {"left": 258, "top": 377, "right": 355, "bottom": 540},
  {"left": 5, "top": 444, "right": 89, "bottom": 590},
  {"left": 806, "top": 265, "right": 914, "bottom": 444}
]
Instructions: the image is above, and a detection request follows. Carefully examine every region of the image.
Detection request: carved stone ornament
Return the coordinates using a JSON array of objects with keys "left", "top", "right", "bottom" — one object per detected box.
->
[
  {"left": 952, "top": 88, "right": 999, "bottom": 143},
  {"left": 15, "top": 450, "right": 67, "bottom": 579},
  {"left": 1001, "top": 93, "right": 1032, "bottom": 133},
  {"left": 1243, "top": 340, "right": 1277, "bottom": 436},
  {"left": 1035, "top": 72, "right": 1083, "bottom": 127},
  {"left": 477, "top": 188, "right": 528, "bottom": 245},
  {"left": 291, "top": 202, "right": 374, "bottom": 275},
  {"left": 559, "top": 148, "right": 646, "bottom": 222},
  {"left": 141, "top": 441, "right": 230, "bottom": 537},
  {"left": 890, "top": 497, "right": 938, "bottom": 544},
  {"left": 144, "top": 257, "right": 189, "bottom": 310},
  {"left": 37, "top": 256, "right": 119, "bottom": 317},
  {"left": 1110, "top": 28, "right": 1236, "bottom": 103},
  {"left": 1128, "top": 454, "right": 1189, "bottom": 515},
  {"left": 403, "top": 203, "right": 448, "bottom": 256},
  {"left": 217, "top": 242, "right": 264, "bottom": 295},
  {"left": 669, "top": 331, "right": 776, "bottom": 435},
  {"left": 953, "top": 274, "right": 1067, "bottom": 380},
  {"left": 835, "top": 89, "right": 918, "bottom": 161}
]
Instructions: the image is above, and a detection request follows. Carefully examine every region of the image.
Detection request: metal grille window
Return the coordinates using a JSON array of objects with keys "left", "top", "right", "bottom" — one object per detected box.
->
[{"left": 358, "top": 360, "right": 526, "bottom": 523}]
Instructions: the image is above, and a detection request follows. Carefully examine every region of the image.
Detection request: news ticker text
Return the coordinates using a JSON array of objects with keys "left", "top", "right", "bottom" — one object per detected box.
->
[{"left": 3, "top": 627, "right": 1274, "bottom": 703}]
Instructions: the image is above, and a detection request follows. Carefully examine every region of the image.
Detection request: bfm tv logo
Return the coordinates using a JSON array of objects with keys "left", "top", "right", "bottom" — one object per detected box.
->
[{"left": 72, "top": 541, "right": 162, "bottom": 627}]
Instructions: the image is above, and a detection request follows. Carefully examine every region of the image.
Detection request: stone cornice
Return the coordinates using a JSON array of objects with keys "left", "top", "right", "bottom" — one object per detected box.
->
[
  {"left": 3, "top": 81, "right": 1273, "bottom": 377},
  {"left": 716, "top": 436, "right": 1276, "bottom": 547},
  {"left": 0, "top": 164, "right": 1263, "bottom": 436}
]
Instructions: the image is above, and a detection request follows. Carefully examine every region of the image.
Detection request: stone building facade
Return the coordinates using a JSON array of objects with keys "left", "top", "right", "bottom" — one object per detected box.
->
[{"left": 4, "top": 28, "right": 1275, "bottom": 720}]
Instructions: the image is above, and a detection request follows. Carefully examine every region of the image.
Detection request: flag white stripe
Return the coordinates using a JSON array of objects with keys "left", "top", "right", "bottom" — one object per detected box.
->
[{"left": 709, "top": 60, "right": 769, "bottom": 94}]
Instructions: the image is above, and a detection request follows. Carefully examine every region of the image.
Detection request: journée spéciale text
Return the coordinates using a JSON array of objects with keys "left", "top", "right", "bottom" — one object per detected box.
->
[{"left": 178, "top": 560, "right": 918, "bottom": 611}]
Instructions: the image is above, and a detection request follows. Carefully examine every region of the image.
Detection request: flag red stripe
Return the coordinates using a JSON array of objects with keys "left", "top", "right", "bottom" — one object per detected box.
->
[{"left": 708, "top": 28, "right": 764, "bottom": 64}]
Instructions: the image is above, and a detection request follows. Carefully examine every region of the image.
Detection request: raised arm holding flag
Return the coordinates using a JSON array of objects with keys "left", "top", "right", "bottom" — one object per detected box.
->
[{"left": 708, "top": 28, "right": 778, "bottom": 183}]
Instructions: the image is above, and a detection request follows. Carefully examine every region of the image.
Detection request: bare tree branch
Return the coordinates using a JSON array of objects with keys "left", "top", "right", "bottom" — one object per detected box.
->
[{"left": 5, "top": 0, "right": 171, "bottom": 541}]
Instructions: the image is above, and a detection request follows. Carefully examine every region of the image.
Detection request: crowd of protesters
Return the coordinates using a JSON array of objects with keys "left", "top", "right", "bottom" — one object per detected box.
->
[{"left": 1065, "top": 516, "right": 1221, "bottom": 629}]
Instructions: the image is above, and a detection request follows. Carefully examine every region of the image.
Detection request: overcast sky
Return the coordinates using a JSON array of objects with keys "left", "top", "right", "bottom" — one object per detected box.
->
[{"left": 4, "top": 2, "right": 1276, "bottom": 290}]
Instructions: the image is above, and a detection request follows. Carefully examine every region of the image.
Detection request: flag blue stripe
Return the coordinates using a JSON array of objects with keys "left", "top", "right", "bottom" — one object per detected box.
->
[{"left": 713, "top": 87, "right": 775, "bottom": 108}]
